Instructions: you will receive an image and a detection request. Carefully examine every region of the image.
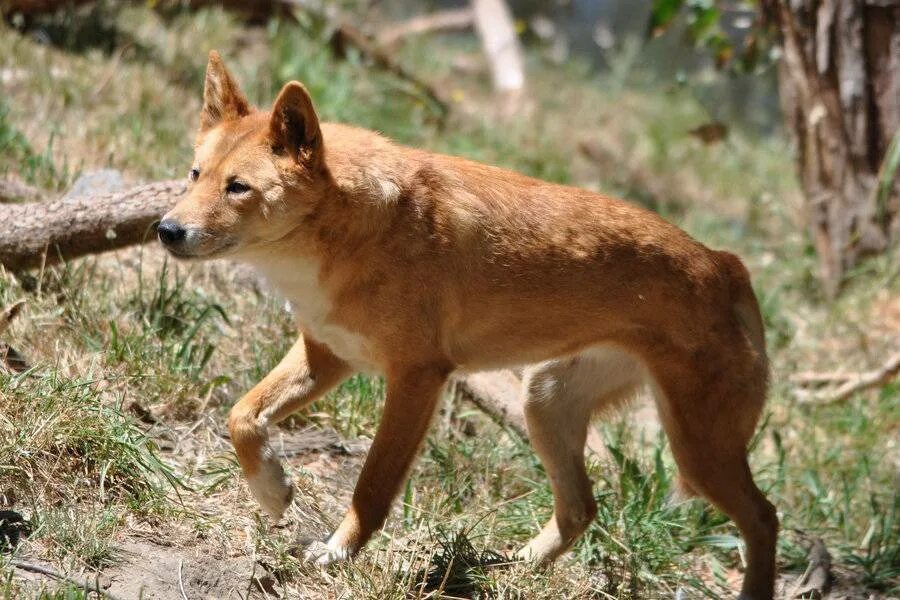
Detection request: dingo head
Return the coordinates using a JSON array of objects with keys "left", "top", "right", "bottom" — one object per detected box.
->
[{"left": 159, "top": 51, "right": 327, "bottom": 259}]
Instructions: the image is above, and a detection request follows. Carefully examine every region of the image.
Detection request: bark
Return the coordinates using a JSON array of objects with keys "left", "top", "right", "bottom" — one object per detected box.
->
[
  {"left": 0, "top": 180, "right": 184, "bottom": 271},
  {"left": 455, "top": 370, "right": 528, "bottom": 437},
  {"left": 765, "top": 0, "right": 900, "bottom": 297}
]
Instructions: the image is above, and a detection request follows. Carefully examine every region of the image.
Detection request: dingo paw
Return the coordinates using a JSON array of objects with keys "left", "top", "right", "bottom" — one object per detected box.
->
[
  {"left": 246, "top": 463, "right": 294, "bottom": 520},
  {"left": 302, "top": 536, "right": 353, "bottom": 566}
]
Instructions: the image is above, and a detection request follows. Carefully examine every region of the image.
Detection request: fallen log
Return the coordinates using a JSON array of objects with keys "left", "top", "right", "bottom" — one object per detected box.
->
[
  {"left": 0, "top": 180, "right": 183, "bottom": 271},
  {"left": 454, "top": 369, "right": 607, "bottom": 454},
  {"left": 455, "top": 369, "right": 527, "bottom": 437}
]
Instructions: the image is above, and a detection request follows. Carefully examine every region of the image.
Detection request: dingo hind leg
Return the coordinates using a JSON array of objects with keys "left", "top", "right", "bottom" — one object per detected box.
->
[
  {"left": 516, "top": 347, "right": 643, "bottom": 564},
  {"left": 648, "top": 344, "right": 776, "bottom": 600}
]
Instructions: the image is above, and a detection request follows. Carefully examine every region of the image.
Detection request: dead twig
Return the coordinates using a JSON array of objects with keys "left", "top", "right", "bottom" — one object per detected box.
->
[
  {"left": 273, "top": 0, "right": 448, "bottom": 118},
  {"left": 787, "top": 537, "right": 832, "bottom": 598},
  {"left": 328, "top": 22, "right": 449, "bottom": 118},
  {"left": 178, "top": 558, "right": 189, "bottom": 600},
  {"left": 789, "top": 371, "right": 858, "bottom": 384},
  {"left": 794, "top": 351, "right": 900, "bottom": 404},
  {"left": 11, "top": 560, "right": 126, "bottom": 600},
  {"left": 92, "top": 42, "right": 133, "bottom": 99},
  {"left": 376, "top": 8, "right": 474, "bottom": 47}
]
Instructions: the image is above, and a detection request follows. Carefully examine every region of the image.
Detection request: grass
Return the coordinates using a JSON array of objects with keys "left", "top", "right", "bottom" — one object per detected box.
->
[{"left": 0, "top": 2, "right": 897, "bottom": 598}]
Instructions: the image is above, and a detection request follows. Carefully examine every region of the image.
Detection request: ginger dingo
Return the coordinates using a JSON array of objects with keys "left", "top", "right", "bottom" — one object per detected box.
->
[{"left": 159, "top": 51, "right": 777, "bottom": 599}]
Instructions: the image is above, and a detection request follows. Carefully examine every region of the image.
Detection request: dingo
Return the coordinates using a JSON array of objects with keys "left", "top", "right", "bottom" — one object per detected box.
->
[{"left": 159, "top": 51, "right": 777, "bottom": 599}]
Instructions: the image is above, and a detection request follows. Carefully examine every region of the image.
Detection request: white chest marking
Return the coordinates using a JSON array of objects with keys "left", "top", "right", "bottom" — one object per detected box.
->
[{"left": 253, "top": 257, "right": 374, "bottom": 370}]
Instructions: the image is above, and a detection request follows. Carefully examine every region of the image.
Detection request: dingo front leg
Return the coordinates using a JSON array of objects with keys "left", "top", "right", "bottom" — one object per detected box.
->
[
  {"left": 228, "top": 335, "right": 350, "bottom": 519},
  {"left": 304, "top": 363, "right": 448, "bottom": 565}
]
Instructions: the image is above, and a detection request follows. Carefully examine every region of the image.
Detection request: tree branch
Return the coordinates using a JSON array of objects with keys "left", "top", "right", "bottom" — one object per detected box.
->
[
  {"left": 376, "top": 8, "right": 474, "bottom": 47},
  {"left": 794, "top": 352, "right": 900, "bottom": 404}
]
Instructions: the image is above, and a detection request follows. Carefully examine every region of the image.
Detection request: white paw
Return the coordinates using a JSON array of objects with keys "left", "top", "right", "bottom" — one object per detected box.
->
[
  {"left": 514, "top": 529, "right": 562, "bottom": 564},
  {"left": 514, "top": 545, "right": 536, "bottom": 562},
  {"left": 302, "top": 535, "right": 353, "bottom": 566},
  {"left": 246, "top": 461, "right": 294, "bottom": 520}
]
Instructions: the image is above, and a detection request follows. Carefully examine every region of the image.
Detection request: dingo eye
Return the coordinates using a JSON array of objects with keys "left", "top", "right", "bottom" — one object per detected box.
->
[
  {"left": 226, "top": 180, "right": 251, "bottom": 195},
  {"left": 188, "top": 168, "right": 200, "bottom": 182}
]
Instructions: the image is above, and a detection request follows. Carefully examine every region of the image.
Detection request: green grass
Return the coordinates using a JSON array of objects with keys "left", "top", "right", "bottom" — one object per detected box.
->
[
  {"left": 0, "top": 3, "right": 897, "bottom": 598},
  {"left": 0, "top": 101, "right": 70, "bottom": 190}
]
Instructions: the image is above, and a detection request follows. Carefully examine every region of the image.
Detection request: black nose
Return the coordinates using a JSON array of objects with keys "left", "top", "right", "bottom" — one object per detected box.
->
[{"left": 157, "top": 219, "right": 186, "bottom": 245}]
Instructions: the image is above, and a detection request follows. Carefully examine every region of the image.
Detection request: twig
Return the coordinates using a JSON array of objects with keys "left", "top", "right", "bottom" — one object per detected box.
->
[
  {"left": 92, "top": 43, "right": 132, "bottom": 99},
  {"left": 329, "top": 22, "right": 449, "bottom": 118},
  {"left": 178, "top": 558, "right": 189, "bottom": 600},
  {"left": 11, "top": 560, "right": 126, "bottom": 600},
  {"left": 275, "top": 0, "right": 449, "bottom": 118},
  {"left": 795, "top": 352, "right": 900, "bottom": 404},
  {"left": 789, "top": 371, "right": 857, "bottom": 384},
  {"left": 787, "top": 537, "right": 831, "bottom": 598},
  {"left": 376, "top": 8, "right": 474, "bottom": 47}
]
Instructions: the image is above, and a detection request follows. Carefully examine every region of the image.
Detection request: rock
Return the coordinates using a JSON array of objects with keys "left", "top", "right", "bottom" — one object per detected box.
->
[{"left": 63, "top": 169, "right": 127, "bottom": 200}]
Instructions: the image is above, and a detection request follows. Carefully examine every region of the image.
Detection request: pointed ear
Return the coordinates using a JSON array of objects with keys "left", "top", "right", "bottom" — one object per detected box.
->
[
  {"left": 200, "top": 50, "right": 251, "bottom": 131},
  {"left": 269, "top": 81, "right": 322, "bottom": 163}
]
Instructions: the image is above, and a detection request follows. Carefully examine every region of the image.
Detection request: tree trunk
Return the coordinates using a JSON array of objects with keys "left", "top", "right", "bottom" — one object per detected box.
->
[
  {"left": 0, "top": 180, "right": 184, "bottom": 271},
  {"left": 471, "top": 0, "right": 525, "bottom": 94},
  {"left": 765, "top": 0, "right": 899, "bottom": 297}
]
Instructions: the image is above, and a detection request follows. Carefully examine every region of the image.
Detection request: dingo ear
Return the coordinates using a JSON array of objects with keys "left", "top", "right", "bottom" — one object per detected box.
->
[
  {"left": 200, "top": 50, "right": 251, "bottom": 131},
  {"left": 269, "top": 81, "right": 321, "bottom": 164}
]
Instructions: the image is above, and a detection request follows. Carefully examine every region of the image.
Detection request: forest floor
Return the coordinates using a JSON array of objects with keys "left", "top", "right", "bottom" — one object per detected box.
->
[{"left": 0, "top": 3, "right": 897, "bottom": 599}]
